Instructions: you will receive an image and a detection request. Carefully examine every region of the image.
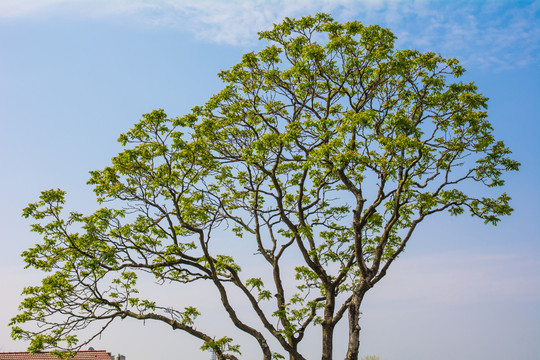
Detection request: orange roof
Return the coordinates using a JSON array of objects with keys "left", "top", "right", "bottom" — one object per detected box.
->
[{"left": 0, "top": 350, "right": 111, "bottom": 360}]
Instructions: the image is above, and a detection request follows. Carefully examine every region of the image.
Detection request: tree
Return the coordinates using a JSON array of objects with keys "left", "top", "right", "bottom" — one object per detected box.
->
[{"left": 11, "top": 13, "right": 519, "bottom": 360}]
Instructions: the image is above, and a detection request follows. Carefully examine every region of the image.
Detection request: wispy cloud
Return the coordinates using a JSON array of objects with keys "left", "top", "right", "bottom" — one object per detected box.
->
[
  {"left": 1, "top": 0, "right": 538, "bottom": 69},
  {"left": 380, "top": 1, "right": 540, "bottom": 71},
  {"left": 117, "top": 0, "right": 357, "bottom": 45},
  {"left": 0, "top": 0, "right": 63, "bottom": 18}
]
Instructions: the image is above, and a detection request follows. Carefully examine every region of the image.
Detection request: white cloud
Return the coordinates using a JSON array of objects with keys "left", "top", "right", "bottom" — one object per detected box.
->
[
  {"left": 1, "top": 0, "right": 538, "bottom": 69},
  {"left": 0, "top": 0, "right": 62, "bottom": 18},
  {"left": 127, "top": 0, "right": 357, "bottom": 46}
]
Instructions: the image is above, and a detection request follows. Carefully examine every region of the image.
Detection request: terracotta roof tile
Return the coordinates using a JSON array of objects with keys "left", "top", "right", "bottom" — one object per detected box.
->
[{"left": 0, "top": 350, "right": 111, "bottom": 360}]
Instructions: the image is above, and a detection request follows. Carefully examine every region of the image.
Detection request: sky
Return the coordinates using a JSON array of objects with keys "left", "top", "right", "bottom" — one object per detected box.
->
[{"left": 0, "top": 1, "right": 539, "bottom": 359}]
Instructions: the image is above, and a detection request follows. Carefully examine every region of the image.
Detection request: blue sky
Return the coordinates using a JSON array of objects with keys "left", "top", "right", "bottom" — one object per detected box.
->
[{"left": 0, "top": 1, "right": 538, "bottom": 359}]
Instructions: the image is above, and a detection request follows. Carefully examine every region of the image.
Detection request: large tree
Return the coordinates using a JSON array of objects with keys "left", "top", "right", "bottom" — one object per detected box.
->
[{"left": 11, "top": 13, "right": 518, "bottom": 360}]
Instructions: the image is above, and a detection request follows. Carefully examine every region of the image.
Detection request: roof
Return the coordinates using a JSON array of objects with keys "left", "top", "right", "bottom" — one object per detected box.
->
[{"left": 0, "top": 350, "right": 111, "bottom": 360}]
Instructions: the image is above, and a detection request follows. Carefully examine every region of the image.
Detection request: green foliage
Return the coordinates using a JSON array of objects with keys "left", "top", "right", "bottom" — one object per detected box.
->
[
  {"left": 201, "top": 336, "right": 241, "bottom": 355},
  {"left": 12, "top": 13, "right": 518, "bottom": 360}
]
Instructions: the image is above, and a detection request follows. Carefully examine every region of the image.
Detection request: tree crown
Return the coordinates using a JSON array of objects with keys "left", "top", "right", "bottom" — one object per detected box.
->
[{"left": 12, "top": 13, "right": 518, "bottom": 360}]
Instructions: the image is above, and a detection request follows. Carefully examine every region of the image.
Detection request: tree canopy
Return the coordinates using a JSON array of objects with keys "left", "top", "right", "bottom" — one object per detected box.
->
[{"left": 11, "top": 13, "right": 519, "bottom": 360}]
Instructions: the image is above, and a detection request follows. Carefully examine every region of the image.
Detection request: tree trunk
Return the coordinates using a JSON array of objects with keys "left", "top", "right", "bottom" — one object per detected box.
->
[
  {"left": 321, "top": 289, "right": 336, "bottom": 360},
  {"left": 321, "top": 321, "right": 336, "bottom": 360},
  {"left": 288, "top": 340, "right": 298, "bottom": 360},
  {"left": 344, "top": 293, "right": 364, "bottom": 360}
]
